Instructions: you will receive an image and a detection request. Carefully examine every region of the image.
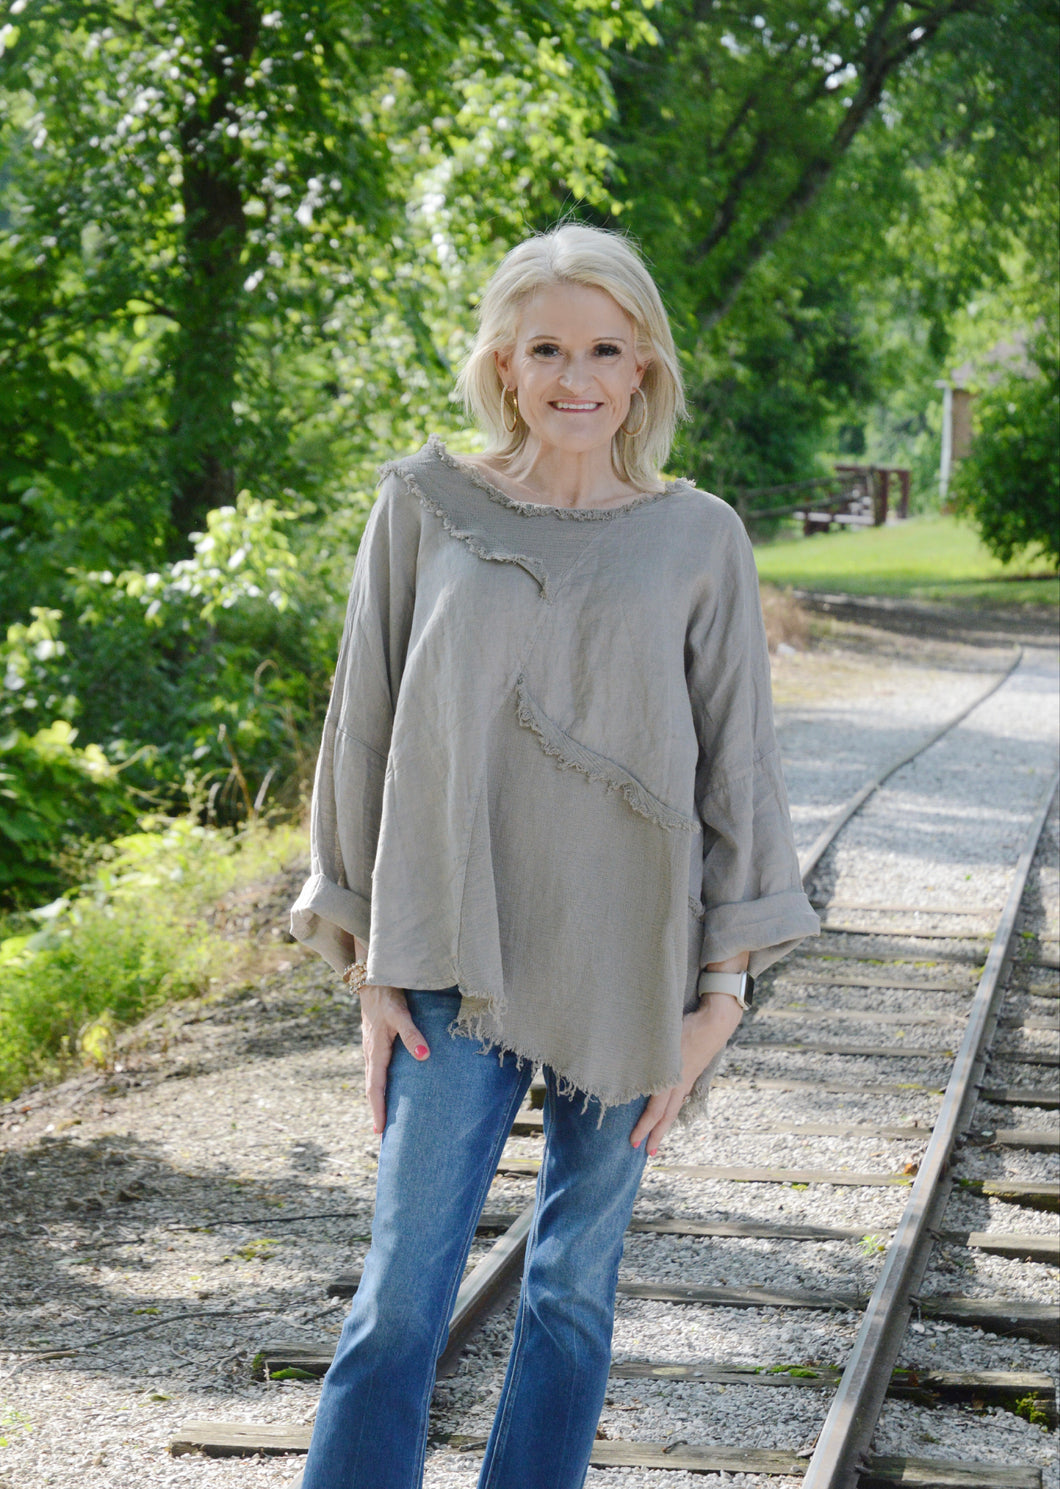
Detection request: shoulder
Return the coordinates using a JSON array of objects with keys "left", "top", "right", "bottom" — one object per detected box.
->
[
  {"left": 649, "top": 478, "right": 750, "bottom": 554},
  {"left": 666, "top": 478, "right": 742, "bottom": 523},
  {"left": 378, "top": 434, "right": 458, "bottom": 493}
]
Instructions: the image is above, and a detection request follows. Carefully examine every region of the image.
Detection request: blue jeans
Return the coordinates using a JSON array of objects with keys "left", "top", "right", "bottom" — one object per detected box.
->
[{"left": 300, "top": 990, "right": 649, "bottom": 1489}]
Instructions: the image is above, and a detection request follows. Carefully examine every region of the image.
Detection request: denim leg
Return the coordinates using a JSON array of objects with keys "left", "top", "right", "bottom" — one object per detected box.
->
[
  {"left": 301, "top": 992, "right": 534, "bottom": 1489},
  {"left": 478, "top": 1073, "right": 649, "bottom": 1489}
]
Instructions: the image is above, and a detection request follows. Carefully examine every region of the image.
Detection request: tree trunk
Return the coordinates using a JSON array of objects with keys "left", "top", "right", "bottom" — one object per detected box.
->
[{"left": 167, "top": 0, "right": 261, "bottom": 545}]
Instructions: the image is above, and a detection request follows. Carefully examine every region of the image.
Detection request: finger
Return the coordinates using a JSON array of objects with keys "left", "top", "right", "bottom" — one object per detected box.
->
[
  {"left": 393, "top": 1013, "right": 430, "bottom": 1063},
  {"left": 366, "top": 1047, "right": 389, "bottom": 1134},
  {"left": 646, "top": 1091, "right": 686, "bottom": 1155},
  {"left": 363, "top": 1019, "right": 395, "bottom": 1134},
  {"left": 631, "top": 1091, "right": 669, "bottom": 1148}
]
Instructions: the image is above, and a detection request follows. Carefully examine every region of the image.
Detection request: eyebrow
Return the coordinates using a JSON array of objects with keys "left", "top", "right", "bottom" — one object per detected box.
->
[{"left": 523, "top": 331, "right": 629, "bottom": 343}]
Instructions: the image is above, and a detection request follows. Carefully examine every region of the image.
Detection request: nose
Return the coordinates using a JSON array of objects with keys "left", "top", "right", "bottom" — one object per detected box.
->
[{"left": 558, "top": 355, "right": 595, "bottom": 393}]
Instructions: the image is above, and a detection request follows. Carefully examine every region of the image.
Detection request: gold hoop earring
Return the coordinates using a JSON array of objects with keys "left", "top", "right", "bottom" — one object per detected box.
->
[
  {"left": 500, "top": 385, "right": 520, "bottom": 434},
  {"left": 621, "top": 386, "right": 647, "bottom": 438}
]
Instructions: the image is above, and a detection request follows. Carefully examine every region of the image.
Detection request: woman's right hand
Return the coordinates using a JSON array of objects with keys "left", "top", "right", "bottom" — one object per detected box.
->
[{"left": 360, "top": 985, "right": 430, "bottom": 1133}]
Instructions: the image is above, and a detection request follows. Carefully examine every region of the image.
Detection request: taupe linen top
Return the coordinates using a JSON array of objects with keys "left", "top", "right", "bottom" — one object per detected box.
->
[{"left": 291, "top": 437, "right": 818, "bottom": 1110}]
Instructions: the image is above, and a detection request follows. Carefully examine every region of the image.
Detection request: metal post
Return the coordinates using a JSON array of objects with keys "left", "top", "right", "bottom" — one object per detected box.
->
[{"left": 936, "top": 380, "right": 953, "bottom": 502}]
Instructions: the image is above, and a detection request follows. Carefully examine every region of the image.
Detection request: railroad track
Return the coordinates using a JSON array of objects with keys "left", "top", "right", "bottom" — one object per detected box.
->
[{"left": 175, "top": 653, "right": 1059, "bottom": 1487}]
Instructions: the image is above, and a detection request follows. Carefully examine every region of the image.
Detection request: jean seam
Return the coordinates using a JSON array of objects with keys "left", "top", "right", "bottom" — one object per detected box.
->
[
  {"left": 479, "top": 1069, "right": 558, "bottom": 1487},
  {"left": 408, "top": 1056, "right": 536, "bottom": 1483}
]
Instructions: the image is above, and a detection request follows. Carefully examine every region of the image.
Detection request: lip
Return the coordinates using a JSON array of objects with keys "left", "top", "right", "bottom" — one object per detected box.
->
[{"left": 550, "top": 400, "right": 603, "bottom": 412}]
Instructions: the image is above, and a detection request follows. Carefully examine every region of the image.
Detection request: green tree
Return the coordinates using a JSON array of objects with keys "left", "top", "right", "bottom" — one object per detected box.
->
[
  {"left": 0, "top": 0, "right": 659, "bottom": 902},
  {"left": 952, "top": 349, "right": 1060, "bottom": 570},
  {"left": 602, "top": 0, "right": 1059, "bottom": 496},
  {"left": 0, "top": 0, "right": 653, "bottom": 591}
]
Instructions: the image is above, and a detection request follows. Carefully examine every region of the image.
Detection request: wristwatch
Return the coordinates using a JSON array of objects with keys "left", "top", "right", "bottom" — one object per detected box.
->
[{"left": 697, "top": 970, "right": 755, "bottom": 1010}]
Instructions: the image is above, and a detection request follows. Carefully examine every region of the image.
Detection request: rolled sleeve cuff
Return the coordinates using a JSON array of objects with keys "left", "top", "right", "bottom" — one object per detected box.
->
[
  {"left": 289, "top": 873, "right": 372, "bottom": 975},
  {"left": 700, "top": 889, "right": 820, "bottom": 977}
]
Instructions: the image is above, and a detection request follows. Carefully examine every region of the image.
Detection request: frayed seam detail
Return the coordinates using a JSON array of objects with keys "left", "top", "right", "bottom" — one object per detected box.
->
[
  {"left": 426, "top": 435, "right": 681, "bottom": 522},
  {"left": 381, "top": 457, "right": 552, "bottom": 600},
  {"left": 514, "top": 678, "right": 699, "bottom": 834}
]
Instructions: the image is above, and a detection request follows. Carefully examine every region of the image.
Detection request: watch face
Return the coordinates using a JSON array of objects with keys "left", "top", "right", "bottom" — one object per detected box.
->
[{"left": 741, "top": 973, "right": 755, "bottom": 1008}]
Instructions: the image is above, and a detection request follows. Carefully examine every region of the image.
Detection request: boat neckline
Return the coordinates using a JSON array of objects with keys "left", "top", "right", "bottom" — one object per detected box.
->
[{"left": 427, "top": 435, "right": 685, "bottom": 520}]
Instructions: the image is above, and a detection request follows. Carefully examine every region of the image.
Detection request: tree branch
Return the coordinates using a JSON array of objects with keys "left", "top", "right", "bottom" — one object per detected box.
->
[{"left": 697, "top": 0, "right": 985, "bottom": 328}]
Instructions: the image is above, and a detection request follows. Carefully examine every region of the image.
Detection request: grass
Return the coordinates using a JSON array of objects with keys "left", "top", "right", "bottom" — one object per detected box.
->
[{"left": 753, "top": 513, "right": 1059, "bottom": 608}]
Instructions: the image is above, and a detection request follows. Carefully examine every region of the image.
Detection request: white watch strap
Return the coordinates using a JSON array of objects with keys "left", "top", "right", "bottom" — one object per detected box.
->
[{"left": 697, "top": 970, "right": 753, "bottom": 1008}]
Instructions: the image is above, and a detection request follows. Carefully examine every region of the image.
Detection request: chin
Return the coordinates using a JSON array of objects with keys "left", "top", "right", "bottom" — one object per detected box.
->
[{"left": 537, "top": 417, "right": 618, "bottom": 449}]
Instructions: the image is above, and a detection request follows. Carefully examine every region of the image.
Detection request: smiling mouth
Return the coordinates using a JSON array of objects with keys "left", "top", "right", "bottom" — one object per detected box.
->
[{"left": 551, "top": 400, "right": 602, "bottom": 411}]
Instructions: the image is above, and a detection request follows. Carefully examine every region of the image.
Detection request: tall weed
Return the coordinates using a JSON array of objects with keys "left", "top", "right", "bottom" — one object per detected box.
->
[{"left": 0, "top": 815, "right": 303, "bottom": 1100}]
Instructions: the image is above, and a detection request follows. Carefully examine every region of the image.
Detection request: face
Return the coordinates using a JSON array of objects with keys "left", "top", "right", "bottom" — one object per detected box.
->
[{"left": 496, "top": 283, "right": 646, "bottom": 457}]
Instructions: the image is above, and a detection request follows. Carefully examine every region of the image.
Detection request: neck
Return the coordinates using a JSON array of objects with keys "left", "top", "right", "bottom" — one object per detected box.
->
[{"left": 502, "top": 439, "right": 634, "bottom": 509}]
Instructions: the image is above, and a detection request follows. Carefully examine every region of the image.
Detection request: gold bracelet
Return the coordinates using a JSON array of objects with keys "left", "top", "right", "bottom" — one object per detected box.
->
[{"left": 341, "top": 960, "right": 368, "bottom": 993}]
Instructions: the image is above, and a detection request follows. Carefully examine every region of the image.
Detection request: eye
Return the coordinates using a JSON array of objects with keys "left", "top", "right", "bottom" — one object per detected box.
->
[
  {"left": 530, "top": 342, "right": 560, "bottom": 357},
  {"left": 594, "top": 343, "right": 622, "bottom": 357}
]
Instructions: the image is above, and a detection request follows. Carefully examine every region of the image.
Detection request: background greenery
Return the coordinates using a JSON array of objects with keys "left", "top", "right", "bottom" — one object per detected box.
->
[{"left": 1, "top": 1, "right": 1057, "bottom": 1091}]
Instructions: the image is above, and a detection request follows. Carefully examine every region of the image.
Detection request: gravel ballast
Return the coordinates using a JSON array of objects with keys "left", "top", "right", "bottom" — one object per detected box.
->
[{"left": 1, "top": 620, "right": 1056, "bottom": 1489}]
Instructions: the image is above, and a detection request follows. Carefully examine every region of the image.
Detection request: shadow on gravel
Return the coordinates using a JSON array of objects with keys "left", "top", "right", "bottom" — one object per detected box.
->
[
  {"left": 0, "top": 1125, "right": 893, "bottom": 1387},
  {"left": 0, "top": 1126, "right": 373, "bottom": 1380},
  {"left": 797, "top": 593, "right": 1059, "bottom": 650}
]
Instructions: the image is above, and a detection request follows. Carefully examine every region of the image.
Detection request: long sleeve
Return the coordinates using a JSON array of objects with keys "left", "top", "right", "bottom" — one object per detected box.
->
[
  {"left": 686, "top": 508, "right": 819, "bottom": 977},
  {"left": 289, "top": 474, "right": 420, "bottom": 972}
]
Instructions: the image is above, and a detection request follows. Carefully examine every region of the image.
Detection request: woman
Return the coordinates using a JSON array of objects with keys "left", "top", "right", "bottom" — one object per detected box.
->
[{"left": 289, "top": 223, "right": 818, "bottom": 1488}]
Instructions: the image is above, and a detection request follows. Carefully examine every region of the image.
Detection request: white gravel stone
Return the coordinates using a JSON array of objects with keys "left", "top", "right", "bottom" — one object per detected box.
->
[{"left": 1, "top": 622, "right": 1056, "bottom": 1488}]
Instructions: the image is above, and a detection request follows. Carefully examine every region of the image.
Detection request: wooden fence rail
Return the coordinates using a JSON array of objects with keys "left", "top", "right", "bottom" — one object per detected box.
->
[{"left": 736, "top": 464, "right": 910, "bottom": 536}]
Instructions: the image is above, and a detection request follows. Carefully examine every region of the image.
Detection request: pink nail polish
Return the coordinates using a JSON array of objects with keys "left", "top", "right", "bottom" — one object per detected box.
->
[
  {"left": 414, "top": 1045, "right": 429, "bottom": 1060},
  {"left": 648, "top": 1147, "right": 658, "bottom": 1157}
]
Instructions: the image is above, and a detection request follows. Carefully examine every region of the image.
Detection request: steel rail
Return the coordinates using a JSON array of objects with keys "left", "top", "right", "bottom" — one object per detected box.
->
[
  {"left": 798, "top": 647, "right": 1022, "bottom": 881},
  {"left": 801, "top": 769, "right": 1059, "bottom": 1489},
  {"left": 436, "top": 1202, "right": 534, "bottom": 1374}
]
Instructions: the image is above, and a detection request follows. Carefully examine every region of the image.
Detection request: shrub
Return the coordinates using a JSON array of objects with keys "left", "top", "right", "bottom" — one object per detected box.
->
[
  {"left": 0, "top": 721, "right": 137, "bottom": 907},
  {"left": 0, "top": 490, "right": 355, "bottom": 906},
  {"left": 0, "top": 609, "right": 139, "bottom": 906},
  {"left": 0, "top": 814, "right": 302, "bottom": 1098},
  {"left": 952, "top": 351, "right": 1060, "bottom": 571}
]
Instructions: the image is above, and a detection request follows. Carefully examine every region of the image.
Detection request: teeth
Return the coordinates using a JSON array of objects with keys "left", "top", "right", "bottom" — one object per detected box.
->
[{"left": 553, "top": 401, "right": 598, "bottom": 410}]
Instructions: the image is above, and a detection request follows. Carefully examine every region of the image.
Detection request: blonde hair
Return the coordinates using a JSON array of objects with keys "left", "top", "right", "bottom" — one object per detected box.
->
[{"left": 456, "top": 224, "right": 685, "bottom": 490}]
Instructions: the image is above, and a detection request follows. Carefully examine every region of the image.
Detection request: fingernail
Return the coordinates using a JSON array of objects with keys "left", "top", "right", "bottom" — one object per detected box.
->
[
  {"left": 648, "top": 1147, "right": 658, "bottom": 1157},
  {"left": 414, "top": 1045, "right": 429, "bottom": 1060},
  {"left": 631, "top": 1138, "right": 641, "bottom": 1149},
  {"left": 373, "top": 1125, "right": 381, "bottom": 1134}
]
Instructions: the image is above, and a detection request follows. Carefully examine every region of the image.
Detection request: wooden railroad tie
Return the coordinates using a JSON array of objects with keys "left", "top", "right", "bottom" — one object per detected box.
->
[
  {"left": 321, "top": 1264, "right": 1058, "bottom": 1347},
  {"left": 512, "top": 1115, "right": 1059, "bottom": 1148},
  {"left": 799, "top": 938, "right": 989, "bottom": 964},
  {"left": 494, "top": 1155, "right": 1060, "bottom": 1212},
  {"left": 706, "top": 1074, "right": 1058, "bottom": 1107},
  {"left": 245, "top": 1348, "right": 1055, "bottom": 1427},
  {"left": 774, "top": 970, "right": 980, "bottom": 992},
  {"left": 169, "top": 1423, "right": 1043, "bottom": 1485},
  {"left": 478, "top": 1208, "right": 1059, "bottom": 1264},
  {"left": 733, "top": 1036, "right": 1059, "bottom": 1065},
  {"left": 754, "top": 1007, "right": 1058, "bottom": 1031}
]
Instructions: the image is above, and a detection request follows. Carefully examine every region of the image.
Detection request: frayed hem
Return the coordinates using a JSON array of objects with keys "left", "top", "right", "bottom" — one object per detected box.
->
[{"left": 449, "top": 980, "right": 689, "bottom": 1125}]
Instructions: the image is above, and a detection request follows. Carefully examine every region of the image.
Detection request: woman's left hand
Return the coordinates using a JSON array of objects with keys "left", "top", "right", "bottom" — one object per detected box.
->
[{"left": 630, "top": 992, "right": 744, "bottom": 1155}]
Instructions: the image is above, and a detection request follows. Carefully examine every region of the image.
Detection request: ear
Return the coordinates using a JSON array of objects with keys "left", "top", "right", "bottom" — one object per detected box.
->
[
  {"left": 494, "top": 347, "right": 514, "bottom": 387},
  {"left": 631, "top": 356, "right": 650, "bottom": 391}
]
